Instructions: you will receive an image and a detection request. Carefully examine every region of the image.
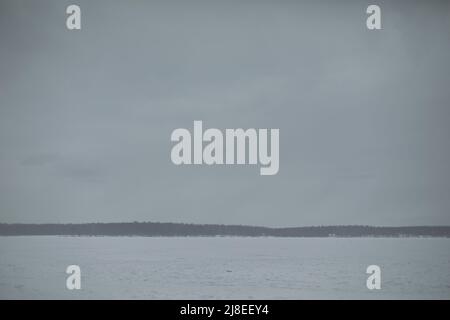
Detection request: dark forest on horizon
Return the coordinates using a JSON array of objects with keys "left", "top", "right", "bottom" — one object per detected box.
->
[{"left": 1, "top": 222, "right": 450, "bottom": 237}]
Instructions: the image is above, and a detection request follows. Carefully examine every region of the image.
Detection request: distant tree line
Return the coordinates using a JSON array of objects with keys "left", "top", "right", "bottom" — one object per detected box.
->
[{"left": 0, "top": 222, "right": 449, "bottom": 237}]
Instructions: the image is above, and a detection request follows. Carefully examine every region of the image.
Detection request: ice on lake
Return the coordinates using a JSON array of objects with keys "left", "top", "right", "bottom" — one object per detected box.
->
[{"left": 0, "top": 236, "right": 449, "bottom": 299}]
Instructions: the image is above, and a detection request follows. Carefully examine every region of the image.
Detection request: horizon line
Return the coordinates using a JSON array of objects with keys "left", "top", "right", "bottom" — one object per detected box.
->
[{"left": 1, "top": 221, "right": 450, "bottom": 229}]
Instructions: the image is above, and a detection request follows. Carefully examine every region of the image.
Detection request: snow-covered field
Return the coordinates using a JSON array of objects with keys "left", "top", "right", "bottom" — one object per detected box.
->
[{"left": 0, "top": 236, "right": 449, "bottom": 299}]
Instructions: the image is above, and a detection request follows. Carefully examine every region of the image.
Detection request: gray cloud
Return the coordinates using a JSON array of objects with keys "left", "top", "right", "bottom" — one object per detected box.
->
[{"left": 1, "top": 0, "right": 449, "bottom": 226}]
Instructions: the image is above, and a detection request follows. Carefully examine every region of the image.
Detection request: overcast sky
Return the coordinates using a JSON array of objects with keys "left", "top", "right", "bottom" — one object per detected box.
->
[{"left": 1, "top": 0, "right": 449, "bottom": 226}]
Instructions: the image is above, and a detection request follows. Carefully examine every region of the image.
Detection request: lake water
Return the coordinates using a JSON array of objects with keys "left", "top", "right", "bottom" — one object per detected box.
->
[{"left": 0, "top": 236, "right": 449, "bottom": 299}]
